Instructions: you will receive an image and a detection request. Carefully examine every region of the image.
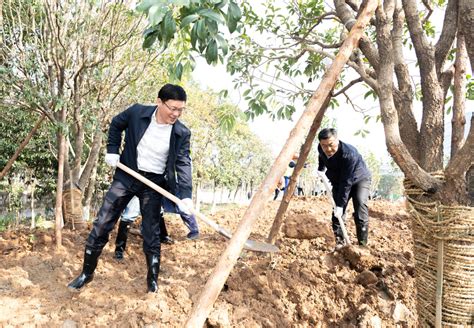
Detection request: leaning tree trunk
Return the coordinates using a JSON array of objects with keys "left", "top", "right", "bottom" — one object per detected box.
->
[{"left": 185, "top": 0, "right": 379, "bottom": 323}]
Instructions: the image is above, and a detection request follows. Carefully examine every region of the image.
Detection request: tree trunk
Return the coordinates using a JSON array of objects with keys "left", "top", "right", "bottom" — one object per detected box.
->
[
  {"left": 185, "top": 0, "right": 378, "bottom": 323},
  {"left": 211, "top": 180, "right": 217, "bottom": 214},
  {"left": 78, "top": 126, "right": 104, "bottom": 191},
  {"left": 459, "top": 0, "right": 474, "bottom": 72},
  {"left": 54, "top": 109, "right": 67, "bottom": 248},
  {"left": 82, "top": 163, "right": 97, "bottom": 221},
  {"left": 0, "top": 113, "right": 46, "bottom": 180},
  {"left": 30, "top": 180, "right": 36, "bottom": 229},
  {"left": 444, "top": 114, "right": 474, "bottom": 204},
  {"left": 451, "top": 33, "right": 467, "bottom": 157},
  {"left": 375, "top": 3, "right": 442, "bottom": 194}
]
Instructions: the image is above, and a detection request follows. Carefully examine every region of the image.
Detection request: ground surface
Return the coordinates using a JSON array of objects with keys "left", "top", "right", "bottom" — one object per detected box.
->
[{"left": 0, "top": 197, "right": 417, "bottom": 327}]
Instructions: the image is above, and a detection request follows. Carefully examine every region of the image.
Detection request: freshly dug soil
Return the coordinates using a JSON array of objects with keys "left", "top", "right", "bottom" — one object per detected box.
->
[{"left": 0, "top": 198, "right": 417, "bottom": 327}]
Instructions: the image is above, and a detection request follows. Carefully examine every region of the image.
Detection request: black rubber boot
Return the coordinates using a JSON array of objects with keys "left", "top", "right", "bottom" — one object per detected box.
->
[
  {"left": 68, "top": 248, "right": 101, "bottom": 290},
  {"left": 145, "top": 253, "right": 160, "bottom": 293},
  {"left": 114, "top": 220, "right": 130, "bottom": 260},
  {"left": 356, "top": 225, "right": 369, "bottom": 246}
]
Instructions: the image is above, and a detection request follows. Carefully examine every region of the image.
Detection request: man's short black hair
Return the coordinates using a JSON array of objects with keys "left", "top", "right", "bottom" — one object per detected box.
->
[
  {"left": 318, "top": 128, "right": 337, "bottom": 141},
  {"left": 158, "top": 84, "right": 187, "bottom": 102}
]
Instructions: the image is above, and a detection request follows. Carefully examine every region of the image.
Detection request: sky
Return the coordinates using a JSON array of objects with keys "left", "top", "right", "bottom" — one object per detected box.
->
[
  {"left": 190, "top": 5, "right": 473, "bottom": 170},
  {"left": 192, "top": 57, "right": 390, "bottom": 162}
]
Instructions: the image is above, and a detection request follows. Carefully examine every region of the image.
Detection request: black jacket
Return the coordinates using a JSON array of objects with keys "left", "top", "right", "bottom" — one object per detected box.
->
[
  {"left": 107, "top": 103, "right": 192, "bottom": 200},
  {"left": 318, "top": 141, "right": 371, "bottom": 207}
]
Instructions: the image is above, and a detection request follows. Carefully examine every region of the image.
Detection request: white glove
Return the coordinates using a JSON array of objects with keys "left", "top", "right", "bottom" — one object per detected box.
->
[
  {"left": 178, "top": 198, "right": 193, "bottom": 215},
  {"left": 105, "top": 153, "right": 120, "bottom": 167},
  {"left": 317, "top": 170, "right": 326, "bottom": 178},
  {"left": 334, "top": 206, "right": 343, "bottom": 219}
]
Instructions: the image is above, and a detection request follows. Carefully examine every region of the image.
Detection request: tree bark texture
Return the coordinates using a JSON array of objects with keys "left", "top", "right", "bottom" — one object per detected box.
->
[
  {"left": 459, "top": 0, "right": 474, "bottom": 73},
  {"left": 402, "top": 0, "right": 444, "bottom": 171},
  {"left": 451, "top": 34, "right": 467, "bottom": 157},
  {"left": 185, "top": 0, "right": 379, "bottom": 325},
  {"left": 375, "top": 1, "right": 442, "bottom": 194}
]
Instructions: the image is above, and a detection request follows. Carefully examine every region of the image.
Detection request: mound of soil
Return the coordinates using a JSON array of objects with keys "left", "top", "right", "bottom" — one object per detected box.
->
[{"left": 0, "top": 198, "right": 417, "bottom": 327}]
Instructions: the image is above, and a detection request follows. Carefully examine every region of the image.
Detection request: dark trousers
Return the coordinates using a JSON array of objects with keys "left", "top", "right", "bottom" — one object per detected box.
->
[
  {"left": 331, "top": 178, "right": 371, "bottom": 242},
  {"left": 86, "top": 174, "right": 166, "bottom": 255},
  {"left": 178, "top": 210, "right": 199, "bottom": 233}
]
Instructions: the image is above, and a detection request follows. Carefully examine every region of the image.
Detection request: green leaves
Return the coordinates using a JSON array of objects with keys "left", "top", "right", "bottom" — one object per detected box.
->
[
  {"left": 205, "top": 39, "right": 218, "bottom": 64},
  {"left": 180, "top": 14, "right": 199, "bottom": 28},
  {"left": 467, "top": 75, "right": 474, "bottom": 101},
  {"left": 226, "top": 1, "right": 241, "bottom": 33},
  {"left": 197, "top": 8, "right": 224, "bottom": 24},
  {"left": 138, "top": 0, "right": 243, "bottom": 71}
]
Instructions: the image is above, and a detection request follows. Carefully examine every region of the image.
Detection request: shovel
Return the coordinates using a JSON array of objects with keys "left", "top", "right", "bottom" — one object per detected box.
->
[
  {"left": 318, "top": 172, "right": 351, "bottom": 245},
  {"left": 117, "top": 162, "right": 279, "bottom": 253}
]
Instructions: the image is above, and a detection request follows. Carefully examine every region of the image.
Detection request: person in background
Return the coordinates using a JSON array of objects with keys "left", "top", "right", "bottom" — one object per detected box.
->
[
  {"left": 273, "top": 176, "right": 285, "bottom": 200},
  {"left": 114, "top": 196, "right": 199, "bottom": 260},
  {"left": 283, "top": 154, "right": 298, "bottom": 193},
  {"left": 68, "top": 84, "right": 193, "bottom": 293},
  {"left": 317, "top": 128, "right": 371, "bottom": 249}
]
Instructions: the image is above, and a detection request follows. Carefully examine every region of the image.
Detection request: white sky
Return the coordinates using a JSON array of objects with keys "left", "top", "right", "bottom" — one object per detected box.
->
[
  {"left": 192, "top": 58, "right": 390, "bottom": 161},
  {"left": 191, "top": 5, "right": 472, "bottom": 167}
]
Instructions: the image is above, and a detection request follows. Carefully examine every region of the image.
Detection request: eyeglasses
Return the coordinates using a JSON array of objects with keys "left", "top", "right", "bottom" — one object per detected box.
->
[{"left": 163, "top": 102, "right": 185, "bottom": 114}]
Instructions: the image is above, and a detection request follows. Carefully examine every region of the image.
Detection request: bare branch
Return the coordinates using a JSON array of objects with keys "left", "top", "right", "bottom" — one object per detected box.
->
[
  {"left": 334, "top": 0, "right": 380, "bottom": 70},
  {"left": 450, "top": 33, "right": 467, "bottom": 157},
  {"left": 435, "top": 0, "right": 458, "bottom": 75},
  {"left": 332, "top": 77, "right": 363, "bottom": 96},
  {"left": 304, "top": 45, "right": 379, "bottom": 89},
  {"left": 401, "top": 0, "right": 433, "bottom": 66},
  {"left": 421, "top": 0, "right": 433, "bottom": 24}
]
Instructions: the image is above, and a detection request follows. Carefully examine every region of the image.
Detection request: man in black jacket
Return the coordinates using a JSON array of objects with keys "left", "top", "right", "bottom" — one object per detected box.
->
[
  {"left": 317, "top": 128, "right": 371, "bottom": 249},
  {"left": 68, "top": 84, "right": 193, "bottom": 293}
]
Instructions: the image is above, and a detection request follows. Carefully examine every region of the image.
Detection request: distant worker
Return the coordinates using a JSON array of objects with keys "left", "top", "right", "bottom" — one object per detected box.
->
[
  {"left": 283, "top": 154, "right": 298, "bottom": 192},
  {"left": 317, "top": 128, "right": 371, "bottom": 249},
  {"left": 273, "top": 176, "right": 285, "bottom": 200}
]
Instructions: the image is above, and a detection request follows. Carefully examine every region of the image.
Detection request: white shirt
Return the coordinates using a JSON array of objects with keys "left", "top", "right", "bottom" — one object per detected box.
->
[{"left": 137, "top": 109, "right": 172, "bottom": 174}]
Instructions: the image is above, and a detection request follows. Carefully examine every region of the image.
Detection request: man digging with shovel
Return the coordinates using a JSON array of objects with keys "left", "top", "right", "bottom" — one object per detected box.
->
[
  {"left": 68, "top": 84, "right": 193, "bottom": 293},
  {"left": 317, "top": 128, "right": 371, "bottom": 250}
]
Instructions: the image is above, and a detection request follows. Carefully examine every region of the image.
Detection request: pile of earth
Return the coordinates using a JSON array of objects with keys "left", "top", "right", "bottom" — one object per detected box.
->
[{"left": 0, "top": 197, "right": 417, "bottom": 327}]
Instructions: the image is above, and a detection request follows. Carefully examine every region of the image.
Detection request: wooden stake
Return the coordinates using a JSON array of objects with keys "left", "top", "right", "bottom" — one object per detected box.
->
[
  {"left": 185, "top": 1, "right": 378, "bottom": 325},
  {"left": 267, "top": 96, "right": 330, "bottom": 244}
]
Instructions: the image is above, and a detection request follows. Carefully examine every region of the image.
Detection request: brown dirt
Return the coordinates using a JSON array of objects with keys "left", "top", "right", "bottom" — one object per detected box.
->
[{"left": 0, "top": 198, "right": 417, "bottom": 327}]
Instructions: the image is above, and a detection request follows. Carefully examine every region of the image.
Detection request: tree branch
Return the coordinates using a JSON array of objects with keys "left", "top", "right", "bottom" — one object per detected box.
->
[
  {"left": 445, "top": 113, "right": 474, "bottom": 179},
  {"left": 402, "top": 0, "right": 445, "bottom": 170},
  {"left": 435, "top": 0, "right": 458, "bottom": 75},
  {"left": 334, "top": 0, "right": 380, "bottom": 70},
  {"left": 401, "top": 0, "right": 432, "bottom": 66},
  {"left": 391, "top": 0, "right": 420, "bottom": 161},
  {"left": 450, "top": 33, "right": 467, "bottom": 157},
  {"left": 375, "top": 0, "right": 441, "bottom": 193},
  {"left": 332, "top": 77, "right": 363, "bottom": 96}
]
